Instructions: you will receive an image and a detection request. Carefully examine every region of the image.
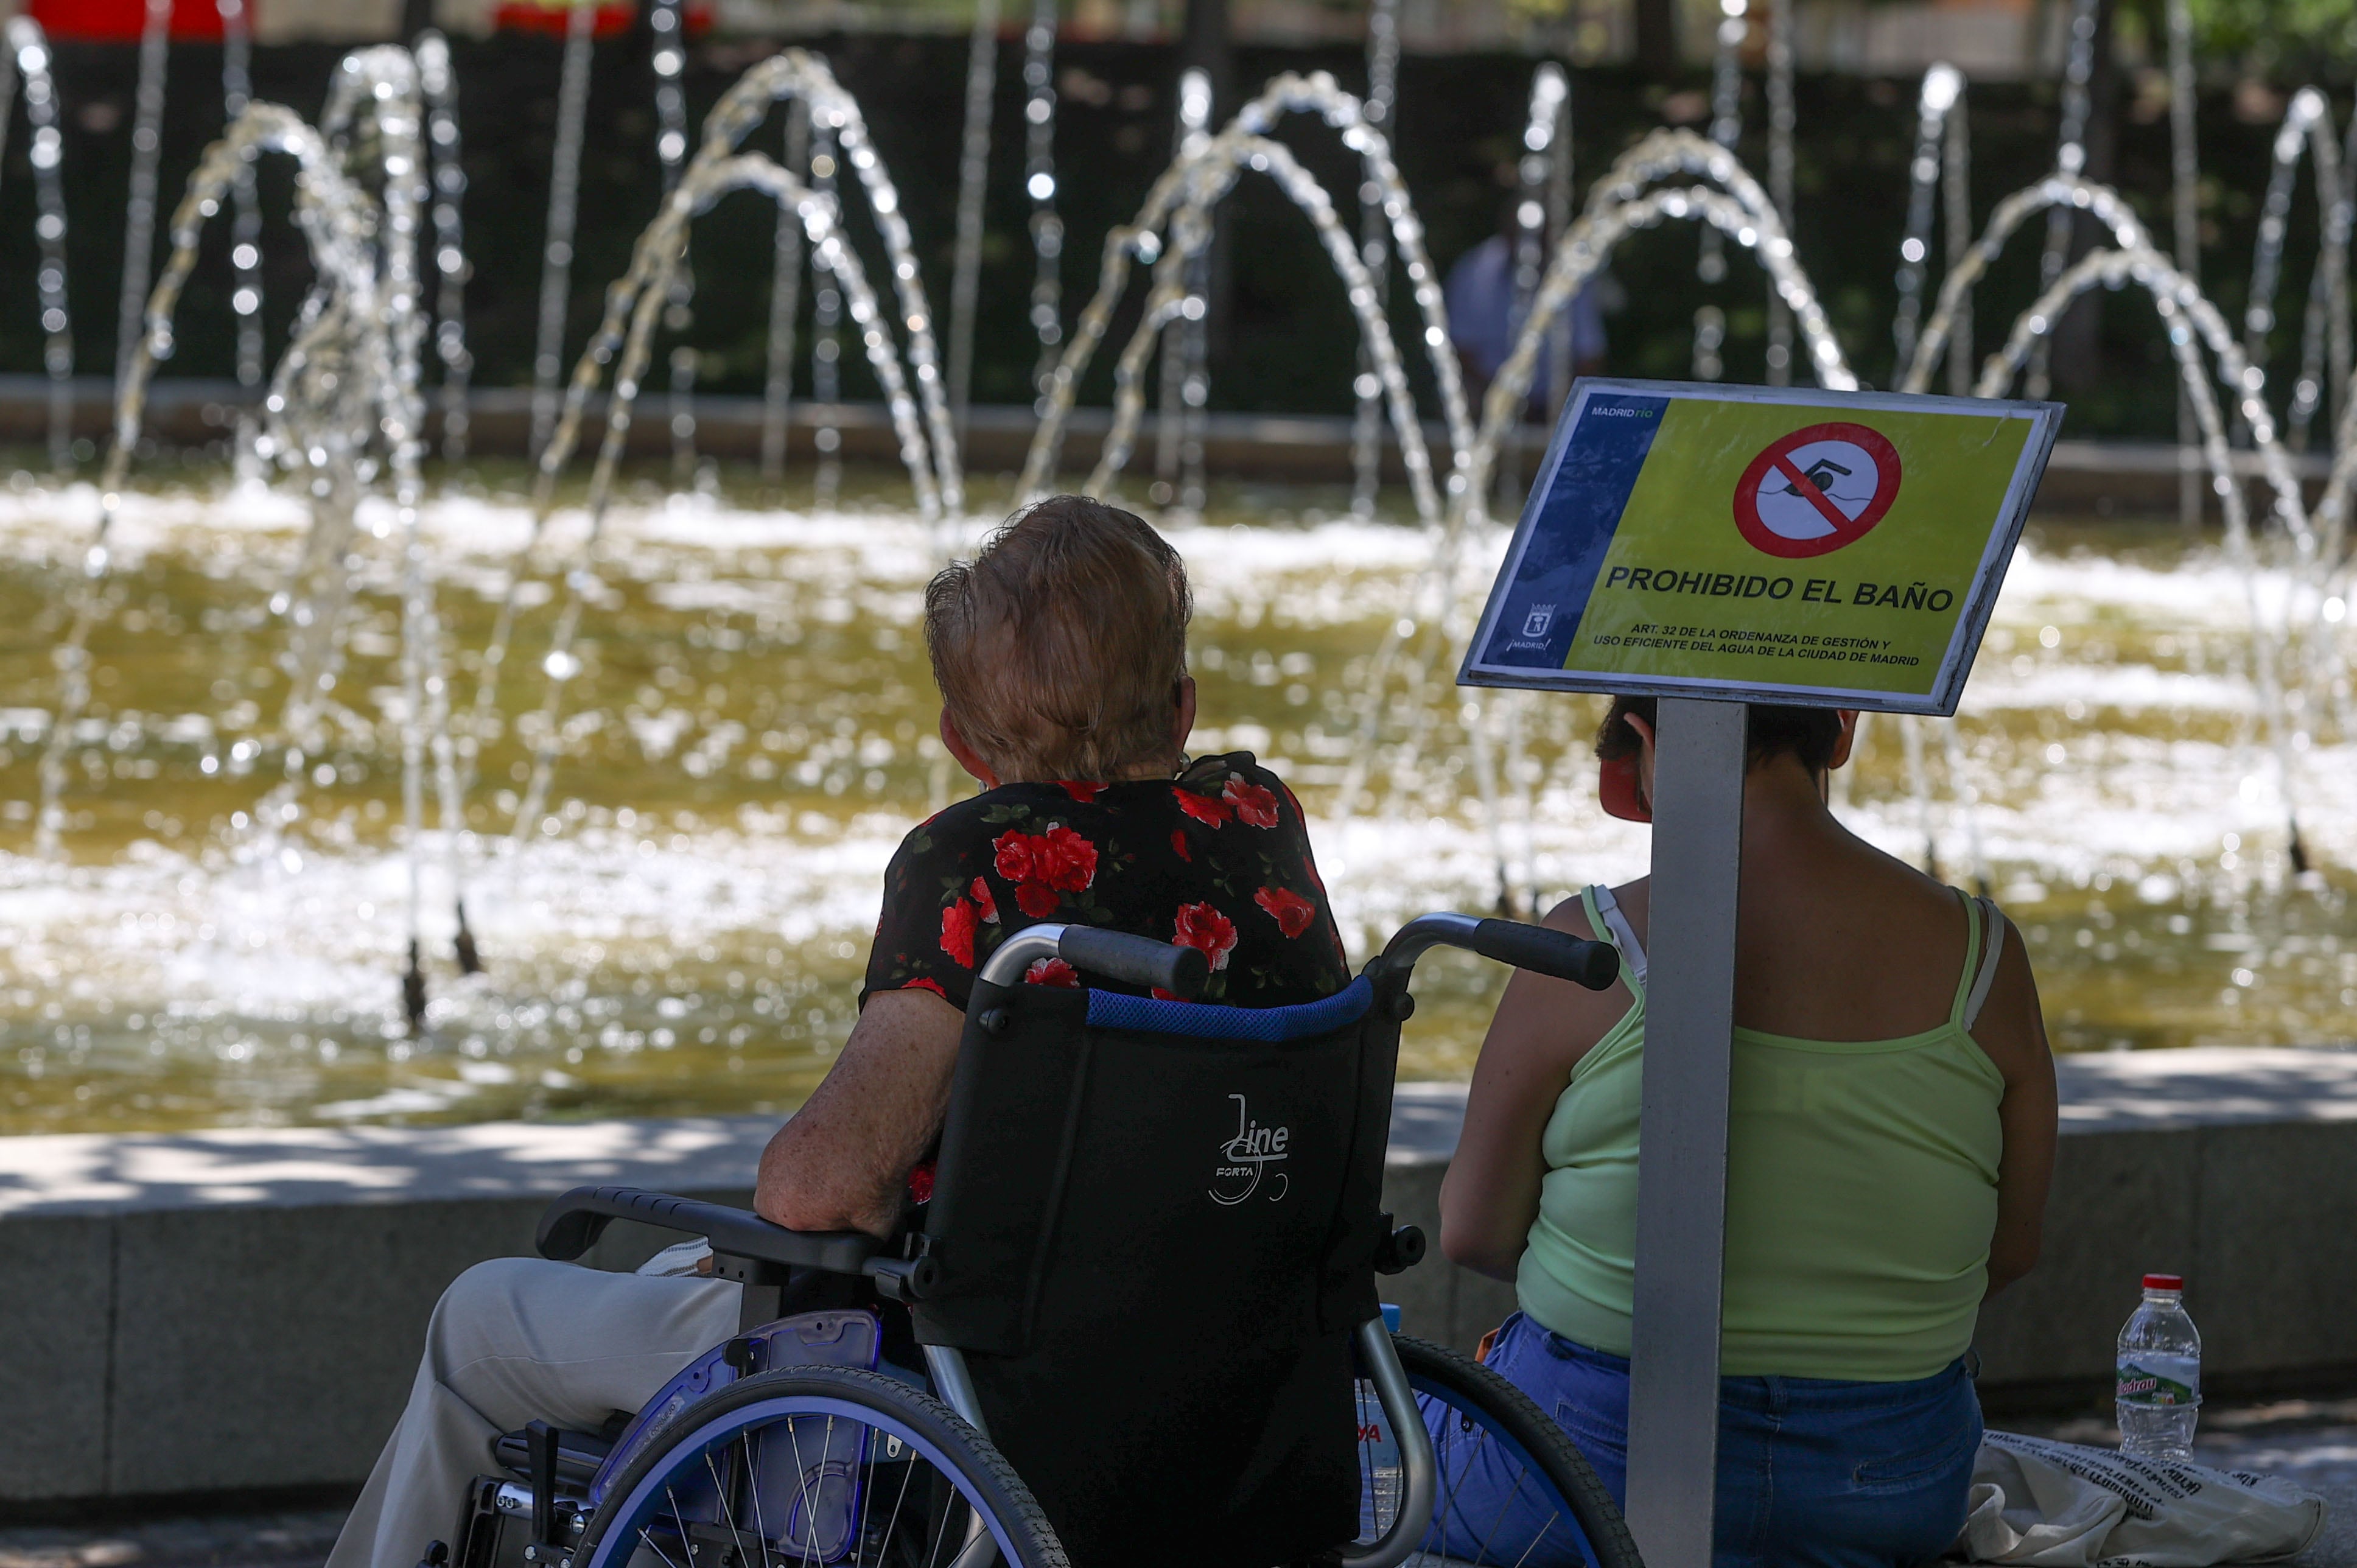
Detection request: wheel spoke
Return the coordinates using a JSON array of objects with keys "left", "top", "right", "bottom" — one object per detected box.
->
[
  {"left": 870, "top": 1439, "right": 922, "bottom": 1568},
  {"left": 780, "top": 1418, "right": 824, "bottom": 1567},
  {"left": 744, "top": 1431, "right": 775, "bottom": 1568},
  {"left": 703, "top": 1445, "right": 749, "bottom": 1559},
  {"left": 633, "top": 1525, "right": 689, "bottom": 1568},
  {"left": 919, "top": 1474, "right": 958, "bottom": 1568}
]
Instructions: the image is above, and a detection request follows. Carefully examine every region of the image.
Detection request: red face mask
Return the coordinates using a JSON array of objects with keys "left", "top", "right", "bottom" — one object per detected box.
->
[{"left": 1599, "top": 754, "right": 1650, "bottom": 822}]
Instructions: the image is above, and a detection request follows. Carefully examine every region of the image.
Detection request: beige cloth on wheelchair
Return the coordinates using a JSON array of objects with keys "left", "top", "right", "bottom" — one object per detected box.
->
[
  {"left": 1955, "top": 1430, "right": 2325, "bottom": 1566},
  {"left": 326, "top": 1248, "right": 737, "bottom": 1568}
]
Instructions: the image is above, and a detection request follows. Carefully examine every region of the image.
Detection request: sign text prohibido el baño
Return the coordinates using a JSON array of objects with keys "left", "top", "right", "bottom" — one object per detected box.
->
[{"left": 1460, "top": 380, "right": 2063, "bottom": 715}]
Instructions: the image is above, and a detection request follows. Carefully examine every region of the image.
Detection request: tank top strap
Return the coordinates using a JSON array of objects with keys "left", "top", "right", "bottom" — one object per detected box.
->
[
  {"left": 1961, "top": 895, "right": 2011, "bottom": 1029},
  {"left": 1584, "top": 883, "right": 1647, "bottom": 995}
]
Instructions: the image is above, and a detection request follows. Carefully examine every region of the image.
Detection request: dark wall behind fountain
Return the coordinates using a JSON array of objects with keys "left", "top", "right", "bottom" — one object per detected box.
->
[{"left": 0, "top": 28, "right": 2320, "bottom": 450}]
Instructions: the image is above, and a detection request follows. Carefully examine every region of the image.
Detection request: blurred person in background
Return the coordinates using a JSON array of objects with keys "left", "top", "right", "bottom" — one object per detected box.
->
[{"left": 1446, "top": 186, "right": 1617, "bottom": 421}]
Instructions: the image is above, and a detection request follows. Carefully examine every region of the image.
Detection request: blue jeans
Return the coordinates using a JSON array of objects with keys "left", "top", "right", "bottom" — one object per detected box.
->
[{"left": 1424, "top": 1314, "right": 1981, "bottom": 1568}]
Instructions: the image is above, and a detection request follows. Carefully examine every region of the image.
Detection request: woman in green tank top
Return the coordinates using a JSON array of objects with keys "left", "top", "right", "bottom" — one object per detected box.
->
[{"left": 1433, "top": 698, "right": 2058, "bottom": 1568}]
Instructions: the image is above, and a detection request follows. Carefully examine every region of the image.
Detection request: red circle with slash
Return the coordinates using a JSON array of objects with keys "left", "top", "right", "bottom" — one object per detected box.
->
[{"left": 1732, "top": 422, "right": 1903, "bottom": 559}]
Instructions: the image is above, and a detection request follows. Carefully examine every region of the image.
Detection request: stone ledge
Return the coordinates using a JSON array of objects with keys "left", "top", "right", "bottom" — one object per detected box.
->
[
  {"left": 5, "top": 1048, "right": 2344, "bottom": 1220},
  {"left": 2, "top": 1046, "right": 2352, "bottom": 1505}
]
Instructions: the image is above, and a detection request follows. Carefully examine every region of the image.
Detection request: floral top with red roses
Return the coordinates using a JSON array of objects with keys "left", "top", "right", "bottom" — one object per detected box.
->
[{"left": 860, "top": 752, "right": 1352, "bottom": 1012}]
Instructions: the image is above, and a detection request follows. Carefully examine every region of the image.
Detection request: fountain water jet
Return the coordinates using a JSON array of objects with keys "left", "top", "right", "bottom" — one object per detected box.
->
[
  {"left": 528, "top": 1, "right": 595, "bottom": 463},
  {"left": 2237, "top": 89, "right": 2350, "bottom": 451},
  {"left": 650, "top": 0, "right": 701, "bottom": 483},
  {"left": 36, "top": 50, "right": 472, "bottom": 1021},
  {"left": 1891, "top": 65, "right": 1963, "bottom": 383},
  {"left": 1155, "top": 69, "right": 1216, "bottom": 516},
  {"left": 1974, "top": 238, "right": 2323, "bottom": 872},
  {"left": 1763, "top": 0, "right": 1796, "bottom": 385},
  {"left": 1348, "top": 0, "right": 1401, "bottom": 519},
  {"left": 416, "top": 32, "right": 473, "bottom": 465},
  {"left": 758, "top": 100, "right": 808, "bottom": 482},
  {"left": 1024, "top": 71, "right": 1474, "bottom": 523},
  {"left": 1495, "top": 64, "right": 1567, "bottom": 509},
  {"left": 2026, "top": 0, "right": 2100, "bottom": 402},
  {"left": 946, "top": 0, "right": 999, "bottom": 445},
  {"left": 1022, "top": 0, "right": 1063, "bottom": 402},
  {"left": 466, "top": 57, "right": 959, "bottom": 849},
  {"left": 113, "top": 0, "right": 170, "bottom": 394},
  {"left": 220, "top": 0, "right": 265, "bottom": 474},
  {"left": 0, "top": 18, "right": 76, "bottom": 475}
]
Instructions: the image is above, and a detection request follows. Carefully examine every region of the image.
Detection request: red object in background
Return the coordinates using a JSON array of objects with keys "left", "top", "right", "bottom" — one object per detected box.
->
[
  {"left": 24, "top": 0, "right": 226, "bottom": 41},
  {"left": 492, "top": 1, "right": 713, "bottom": 36}
]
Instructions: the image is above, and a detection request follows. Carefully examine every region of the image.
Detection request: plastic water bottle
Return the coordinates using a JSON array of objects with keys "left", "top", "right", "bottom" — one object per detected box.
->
[
  {"left": 2116, "top": 1273, "right": 2201, "bottom": 1461},
  {"left": 1356, "top": 1306, "right": 1406, "bottom": 1537}
]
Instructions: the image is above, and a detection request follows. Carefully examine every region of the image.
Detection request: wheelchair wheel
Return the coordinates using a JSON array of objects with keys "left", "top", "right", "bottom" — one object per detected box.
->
[
  {"left": 1354, "top": 1334, "right": 1644, "bottom": 1568},
  {"left": 575, "top": 1364, "right": 1068, "bottom": 1568}
]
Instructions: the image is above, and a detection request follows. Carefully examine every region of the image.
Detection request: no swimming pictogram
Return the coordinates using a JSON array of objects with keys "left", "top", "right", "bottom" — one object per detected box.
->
[{"left": 1733, "top": 422, "right": 1903, "bottom": 559}]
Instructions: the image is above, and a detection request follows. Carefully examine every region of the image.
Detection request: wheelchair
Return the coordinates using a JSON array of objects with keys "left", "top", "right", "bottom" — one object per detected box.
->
[{"left": 434, "top": 913, "right": 1646, "bottom": 1568}]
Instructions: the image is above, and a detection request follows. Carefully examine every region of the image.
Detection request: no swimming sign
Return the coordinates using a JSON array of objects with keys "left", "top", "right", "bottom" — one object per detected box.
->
[{"left": 1460, "top": 380, "right": 2062, "bottom": 715}]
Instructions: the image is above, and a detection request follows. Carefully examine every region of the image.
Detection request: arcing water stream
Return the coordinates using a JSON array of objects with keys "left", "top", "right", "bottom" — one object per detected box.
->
[{"left": 2, "top": 41, "right": 2354, "bottom": 1135}]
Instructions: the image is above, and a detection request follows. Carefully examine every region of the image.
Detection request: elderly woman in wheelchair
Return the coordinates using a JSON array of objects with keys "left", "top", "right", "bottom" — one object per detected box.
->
[{"left": 327, "top": 498, "right": 1639, "bottom": 1568}]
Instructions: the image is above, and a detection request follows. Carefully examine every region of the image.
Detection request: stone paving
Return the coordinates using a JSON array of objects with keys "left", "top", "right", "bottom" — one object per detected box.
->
[{"left": 2, "top": 1401, "right": 2349, "bottom": 1568}]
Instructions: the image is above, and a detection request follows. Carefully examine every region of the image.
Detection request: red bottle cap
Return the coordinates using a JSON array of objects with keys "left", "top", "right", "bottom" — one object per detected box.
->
[{"left": 2143, "top": 1273, "right": 2184, "bottom": 1291}]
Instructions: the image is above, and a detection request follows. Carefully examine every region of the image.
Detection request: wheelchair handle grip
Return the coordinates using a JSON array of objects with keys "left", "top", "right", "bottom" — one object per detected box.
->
[
  {"left": 1377, "top": 912, "right": 1620, "bottom": 992},
  {"left": 1468, "top": 917, "right": 1621, "bottom": 990},
  {"left": 1059, "top": 924, "right": 1210, "bottom": 998}
]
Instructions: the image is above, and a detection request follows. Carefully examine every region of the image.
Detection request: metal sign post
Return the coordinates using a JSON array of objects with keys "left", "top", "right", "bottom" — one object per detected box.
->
[
  {"left": 1622, "top": 696, "right": 1746, "bottom": 1566},
  {"left": 1457, "top": 378, "right": 2062, "bottom": 1568}
]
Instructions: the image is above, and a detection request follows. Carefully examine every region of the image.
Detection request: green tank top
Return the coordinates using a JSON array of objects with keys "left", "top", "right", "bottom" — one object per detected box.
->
[{"left": 1515, "top": 884, "right": 2008, "bottom": 1382}]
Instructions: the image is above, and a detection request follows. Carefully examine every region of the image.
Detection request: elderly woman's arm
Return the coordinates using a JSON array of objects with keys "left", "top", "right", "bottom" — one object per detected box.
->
[
  {"left": 1440, "top": 893, "right": 1630, "bottom": 1282},
  {"left": 755, "top": 987, "right": 967, "bottom": 1237},
  {"left": 1972, "top": 917, "right": 2058, "bottom": 1297}
]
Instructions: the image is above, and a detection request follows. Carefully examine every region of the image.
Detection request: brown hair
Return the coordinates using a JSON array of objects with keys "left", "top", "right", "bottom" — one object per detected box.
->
[
  {"left": 925, "top": 495, "right": 1192, "bottom": 782},
  {"left": 1595, "top": 695, "right": 1844, "bottom": 775}
]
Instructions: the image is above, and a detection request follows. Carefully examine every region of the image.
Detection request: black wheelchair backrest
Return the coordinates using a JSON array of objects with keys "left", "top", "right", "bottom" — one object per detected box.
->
[{"left": 911, "top": 965, "right": 1399, "bottom": 1568}]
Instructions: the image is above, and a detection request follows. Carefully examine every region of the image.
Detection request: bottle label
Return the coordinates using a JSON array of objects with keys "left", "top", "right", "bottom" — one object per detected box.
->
[{"left": 2117, "top": 1353, "right": 2201, "bottom": 1405}]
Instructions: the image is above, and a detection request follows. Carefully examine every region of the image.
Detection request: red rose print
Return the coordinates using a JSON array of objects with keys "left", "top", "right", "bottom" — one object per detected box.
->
[
  {"left": 907, "top": 1161, "right": 936, "bottom": 1204},
  {"left": 1223, "top": 774, "right": 1280, "bottom": 828},
  {"left": 1254, "top": 885, "right": 1317, "bottom": 939},
  {"left": 1059, "top": 780, "right": 1105, "bottom": 802},
  {"left": 970, "top": 876, "right": 998, "bottom": 923},
  {"left": 1024, "top": 956, "right": 1082, "bottom": 987},
  {"left": 1175, "top": 789, "right": 1231, "bottom": 827},
  {"left": 1014, "top": 881, "right": 1062, "bottom": 919},
  {"left": 1030, "top": 824, "right": 1099, "bottom": 892},
  {"left": 1172, "top": 901, "right": 1239, "bottom": 972},
  {"left": 1171, "top": 828, "right": 1192, "bottom": 861},
  {"left": 992, "top": 829, "right": 1035, "bottom": 883},
  {"left": 905, "top": 977, "right": 948, "bottom": 999},
  {"left": 940, "top": 898, "right": 978, "bottom": 968}
]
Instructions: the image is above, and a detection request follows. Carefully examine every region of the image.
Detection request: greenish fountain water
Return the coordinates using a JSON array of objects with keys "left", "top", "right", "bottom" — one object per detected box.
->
[{"left": 1, "top": 462, "right": 2350, "bottom": 1135}]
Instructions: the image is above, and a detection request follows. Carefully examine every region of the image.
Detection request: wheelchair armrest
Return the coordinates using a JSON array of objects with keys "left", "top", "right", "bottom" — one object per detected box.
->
[{"left": 535, "top": 1185, "right": 885, "bottom": 1276}]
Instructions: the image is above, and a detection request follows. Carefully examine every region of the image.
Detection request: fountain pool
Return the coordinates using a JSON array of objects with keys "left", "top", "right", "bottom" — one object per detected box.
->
[{"left": 2, "top": 464, "right": 2351, "bottom": 1135}]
